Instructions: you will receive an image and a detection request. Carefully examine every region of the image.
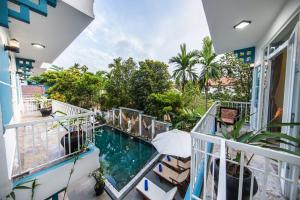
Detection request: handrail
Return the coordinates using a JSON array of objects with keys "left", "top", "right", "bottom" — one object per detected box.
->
[{"left": 4, "top": 99, "right": 95, "bottom": 178}]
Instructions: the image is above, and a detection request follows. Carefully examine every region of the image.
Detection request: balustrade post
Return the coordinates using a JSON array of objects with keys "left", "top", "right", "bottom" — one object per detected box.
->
[
  {"left": 151, "top": 119, "right": 155, "bottom": 140},
  {"left": 139, "top": 113, "right": 142, "bottom": 136},
  {"left": 112, "top": 109, "right": 115, "bottom": 125},
  {"left": 119, "top": 108, "right": 122, "bottom": 127}
]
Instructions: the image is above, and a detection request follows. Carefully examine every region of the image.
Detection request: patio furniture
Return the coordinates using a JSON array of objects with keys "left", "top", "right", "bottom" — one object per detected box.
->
[
  {"left": 217, "top": 106, "right": 240, "bottom": 127},
  {"left": 153, "top": 163, "right": 190, "bottom": 185},
  {"left": 162, "top": 155, "right": 191, "bottom": 172},
  {"left": 136, "top": 177, "right": 177, "bottom": 200}
]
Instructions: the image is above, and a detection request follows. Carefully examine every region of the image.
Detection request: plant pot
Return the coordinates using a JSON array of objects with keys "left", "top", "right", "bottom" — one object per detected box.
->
[
  {"left": 60, "top": 131, "right": 86, "bottom": 154},
  {"left": 40, "top": 107, "right": 52, "bottom": 117},
  {"left": 210, "top": 158, "right": 258, "bottom": 200},
  {"left": 94, "top": 182, "right": 105, "bottom": 196}
]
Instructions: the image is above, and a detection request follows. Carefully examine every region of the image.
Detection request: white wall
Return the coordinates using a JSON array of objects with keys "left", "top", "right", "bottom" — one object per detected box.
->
[
  {"left": 252, "top": 0, "right": 300, "bottom": 130},
  {"left": 255, "top": 0, "right": 300, "bottom": 64},
  {"left": 13, "top": 148, "right": 100, "bottom": 200},
  {"left": 62, "top": 0, "right": 95, "bottom": 18}
]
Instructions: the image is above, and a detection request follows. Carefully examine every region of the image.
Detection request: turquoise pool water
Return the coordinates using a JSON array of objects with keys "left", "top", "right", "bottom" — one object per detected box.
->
[{"left": 95, "top": 125, "right": 157, "bottom": 191}]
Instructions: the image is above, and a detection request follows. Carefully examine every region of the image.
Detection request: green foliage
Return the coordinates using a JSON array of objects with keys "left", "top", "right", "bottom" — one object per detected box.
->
[
  {"left": 105, "top": 58, "right": 137, "bottom": 108},
  {"left": 29, "top": 64, "right": 107, "bottom": 109},
  {"left": 129, "top": 60, "right": 171, "bottom": 109},
  {"left": 6, "top": 179, "right": 39, "bottom": 200},
  {"left": 173, "top": 108, "right": 202, "bottom": 131},
  {"left": 198, "top": 36, "right": 220, "bottom": 110},
  {"left": 170, "top": 43, "right": 198, "bottom": 91},
  {"left": 145, "top": 90, "right": 183, "bottom": 120},
  {"left": 89, "top": 161, "right": 106, "bottom": 185},
  {"left": 212, "top": 53, "right": 252, "bottom": 102},
  {"left": 220, "top": 118, "right": 300, "bottom": 162}
]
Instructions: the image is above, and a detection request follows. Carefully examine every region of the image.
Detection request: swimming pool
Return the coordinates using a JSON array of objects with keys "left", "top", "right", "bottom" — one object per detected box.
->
[{"left": 94, "top": 125, "right": 157, "bottom": 191}]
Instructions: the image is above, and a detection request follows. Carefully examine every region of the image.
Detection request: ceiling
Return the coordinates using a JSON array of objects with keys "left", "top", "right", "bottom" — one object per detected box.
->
[
  {"left": 8, "top": 0, "right": 94, "bottom": 74},
  {"left": 202, "top": 0, "right": 287, "bottom": 54}
]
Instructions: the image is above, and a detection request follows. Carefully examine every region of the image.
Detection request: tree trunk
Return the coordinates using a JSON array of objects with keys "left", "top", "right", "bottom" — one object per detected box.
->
[{"left": 205, "top": 85, "right": 208, "bottom": 111}]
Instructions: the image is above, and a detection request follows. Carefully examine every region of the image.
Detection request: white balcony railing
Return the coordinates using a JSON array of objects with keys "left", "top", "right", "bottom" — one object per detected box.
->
[
  {"left": 106, "top": 107, "right": 171, "bottom": 140},
  {"left": 190, "top": 101, "right": 300, "bottom": 200},
  {"left": 4, "top": 100, "right": 95, "bottom": 178}
]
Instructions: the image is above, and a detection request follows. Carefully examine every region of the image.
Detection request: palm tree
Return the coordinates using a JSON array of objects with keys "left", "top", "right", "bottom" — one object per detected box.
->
[
  {"left": 198, "top": 37, "right": 220, "bottom": 111},
  {"left": 169, "top": 43, "right": 198, "bottom": 92}
]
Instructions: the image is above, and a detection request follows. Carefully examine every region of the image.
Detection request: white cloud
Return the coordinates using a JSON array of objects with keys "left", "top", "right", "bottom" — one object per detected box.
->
[{"left": 53, "top": 0, "right": 210, "bottom": 73}]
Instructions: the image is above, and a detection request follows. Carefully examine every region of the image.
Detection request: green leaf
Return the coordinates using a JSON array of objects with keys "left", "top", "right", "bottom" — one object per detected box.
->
[
  {"left": 229, "top": 117, "right": 246, "bottom": 139},
  {"left": 260, "top": 145, "right": 300, "bottom": 156},
  {"left": 248, "top": 132, "right": 300, "bottom": 146},
  {"left": 236, "top": 131, "right": 253, "bottom": 143},
  {"left": 268, "top": 122, "right": 300, "bottom": 127}
]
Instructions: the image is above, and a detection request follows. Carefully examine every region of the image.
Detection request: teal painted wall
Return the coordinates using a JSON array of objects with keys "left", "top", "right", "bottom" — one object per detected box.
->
[{"left": 0, "top": 43, "right": 13, "bottom": 125}]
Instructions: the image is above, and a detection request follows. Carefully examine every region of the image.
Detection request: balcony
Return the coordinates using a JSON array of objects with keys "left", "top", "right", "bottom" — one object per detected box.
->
[
  {"left": 4, "top": 99, "right": 95, "bottom": 178},
  {"left": 189, "top": 101, "right": 300, "bottom": 199}
]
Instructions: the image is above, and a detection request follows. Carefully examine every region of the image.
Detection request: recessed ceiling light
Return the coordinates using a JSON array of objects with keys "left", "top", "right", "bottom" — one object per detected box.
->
[
  {"left": 234, "top": 20, "right": 251, "bottom": 30},
  {"left": 31, "top": 43, "right": 45, "bottom": 49}
]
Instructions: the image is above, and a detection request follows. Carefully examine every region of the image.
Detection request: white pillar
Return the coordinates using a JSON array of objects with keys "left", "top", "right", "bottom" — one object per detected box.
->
[
  {"left": 119, "top": 108, "right": 122, "bottom": 127},
  {"left": 0, "top": 106, "right": 12, "bottom": 198},
  {"left": 151, "top": 119, "right": 155, "bottom": 140},
  {"left": 112, "top": 109, "right": 115, "bottom": 125},
  {"left": 139, "top": 113, "right": 142, "bottom": 136}
]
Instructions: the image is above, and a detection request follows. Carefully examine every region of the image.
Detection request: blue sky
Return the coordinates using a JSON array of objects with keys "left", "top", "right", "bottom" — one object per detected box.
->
[{"left": 53, "top": 0, "right": 210, "bottom": 72}]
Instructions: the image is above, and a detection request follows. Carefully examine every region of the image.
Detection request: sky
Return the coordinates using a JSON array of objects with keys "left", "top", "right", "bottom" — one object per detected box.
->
[{"left": 53, "top": 0, "right": 210, "bottom": 73}]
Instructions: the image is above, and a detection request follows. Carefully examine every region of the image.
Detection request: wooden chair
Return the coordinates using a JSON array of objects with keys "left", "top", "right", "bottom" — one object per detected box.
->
[{"left": 217, "top": 106, "right": 240, "bottom": 128}]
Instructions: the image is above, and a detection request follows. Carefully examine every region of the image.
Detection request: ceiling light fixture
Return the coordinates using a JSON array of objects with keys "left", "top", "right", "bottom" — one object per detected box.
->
[
  {"left": 31, "top": 43, "right": 45, "bottom": 49},
  {"left": 234, "top": 20, "right": 251, "bottom": 30}
]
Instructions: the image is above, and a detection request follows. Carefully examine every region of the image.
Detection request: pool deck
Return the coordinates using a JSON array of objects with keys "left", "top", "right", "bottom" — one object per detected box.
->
[{"left": 67, "top": 158, "right": 185, "bottom": 200}]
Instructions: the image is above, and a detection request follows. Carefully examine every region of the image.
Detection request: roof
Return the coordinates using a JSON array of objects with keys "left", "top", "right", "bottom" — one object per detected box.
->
[
  {"left": 208, "top": 77, "right": 235, "bottom": 87},
  {"left": 21, "top": 85, "right": 45, "bottom": 96}
]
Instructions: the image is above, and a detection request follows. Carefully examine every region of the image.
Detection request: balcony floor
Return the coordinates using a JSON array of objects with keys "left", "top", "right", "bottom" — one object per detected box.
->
[{"left": 13, "top": 111, "right": 66, "bottom": 176}]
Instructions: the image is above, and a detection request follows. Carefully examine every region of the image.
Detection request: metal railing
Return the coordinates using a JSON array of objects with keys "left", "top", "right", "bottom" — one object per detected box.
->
[
  {"left": 190, "top": 101, "right": 300, "bottom": 200},
  {"left": 106, "top": 107, "right": 171, "bottom": 140},
  {"left": 4, "top": 100, "right": 95, "bottom": 178}
]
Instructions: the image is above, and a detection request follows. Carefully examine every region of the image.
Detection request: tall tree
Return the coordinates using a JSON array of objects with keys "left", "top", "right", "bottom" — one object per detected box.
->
[
  {"left": 129, "top": 60, "right": 171, "bottom": 109},
  {"left": 105, "top": 57, "right": 137, "bottom": 107},
  {"left": 198, "top": 37, "right": 220, "bottom": 111},
  {"left": 169, "top": 43, "right": 198, "bottom": 91}
]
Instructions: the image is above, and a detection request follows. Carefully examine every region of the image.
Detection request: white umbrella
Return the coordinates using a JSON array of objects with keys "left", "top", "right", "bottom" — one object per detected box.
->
[{"left": 152, "top": 129, "right": 191, "bottom": 158}]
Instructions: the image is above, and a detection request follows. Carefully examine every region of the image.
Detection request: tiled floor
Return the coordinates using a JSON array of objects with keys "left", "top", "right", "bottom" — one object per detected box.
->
[{"left": 68, "top": 160, "right": 185, "bottom": 200}]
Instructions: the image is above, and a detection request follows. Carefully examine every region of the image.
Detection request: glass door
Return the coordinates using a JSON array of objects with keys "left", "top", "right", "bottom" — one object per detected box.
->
[{"left": 281, "top": 22, "right": 300, "bottom": 199}]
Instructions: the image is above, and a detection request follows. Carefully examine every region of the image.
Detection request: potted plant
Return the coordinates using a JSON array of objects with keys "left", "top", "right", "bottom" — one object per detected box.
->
[
  {"left": 94, "top": 112, "right": 106, "bottom": 126},
  {"left": 211, "top": 109, "right": 300, "bottom": 200},
  {"left": 59, "top": 116, "right": 87, "bottom": 154},
  {"left": 35, "top": 95, "right": 52, "bottom": 117},
  {"left": 51, "top": 111, "right": 88, "bottom": 154},
  {"left": 89, "top": 162, "right": 106, "bottom": 196}
]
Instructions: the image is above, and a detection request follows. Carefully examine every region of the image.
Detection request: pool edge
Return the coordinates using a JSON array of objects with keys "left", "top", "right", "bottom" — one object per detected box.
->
[{"left": 104, "top": 153, "right": 161, "bottom": 200}]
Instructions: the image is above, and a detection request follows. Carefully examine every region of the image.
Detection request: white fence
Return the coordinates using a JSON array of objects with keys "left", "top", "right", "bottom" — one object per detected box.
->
[
  {"left": 190, "top": 101, "right": 300, "bottom": 200},
  {"left": 4, "top": 100, "right": 95, "bottom": 178},
  {"left": 107, "top": 107, "right": 172, "bottom": 140}
]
